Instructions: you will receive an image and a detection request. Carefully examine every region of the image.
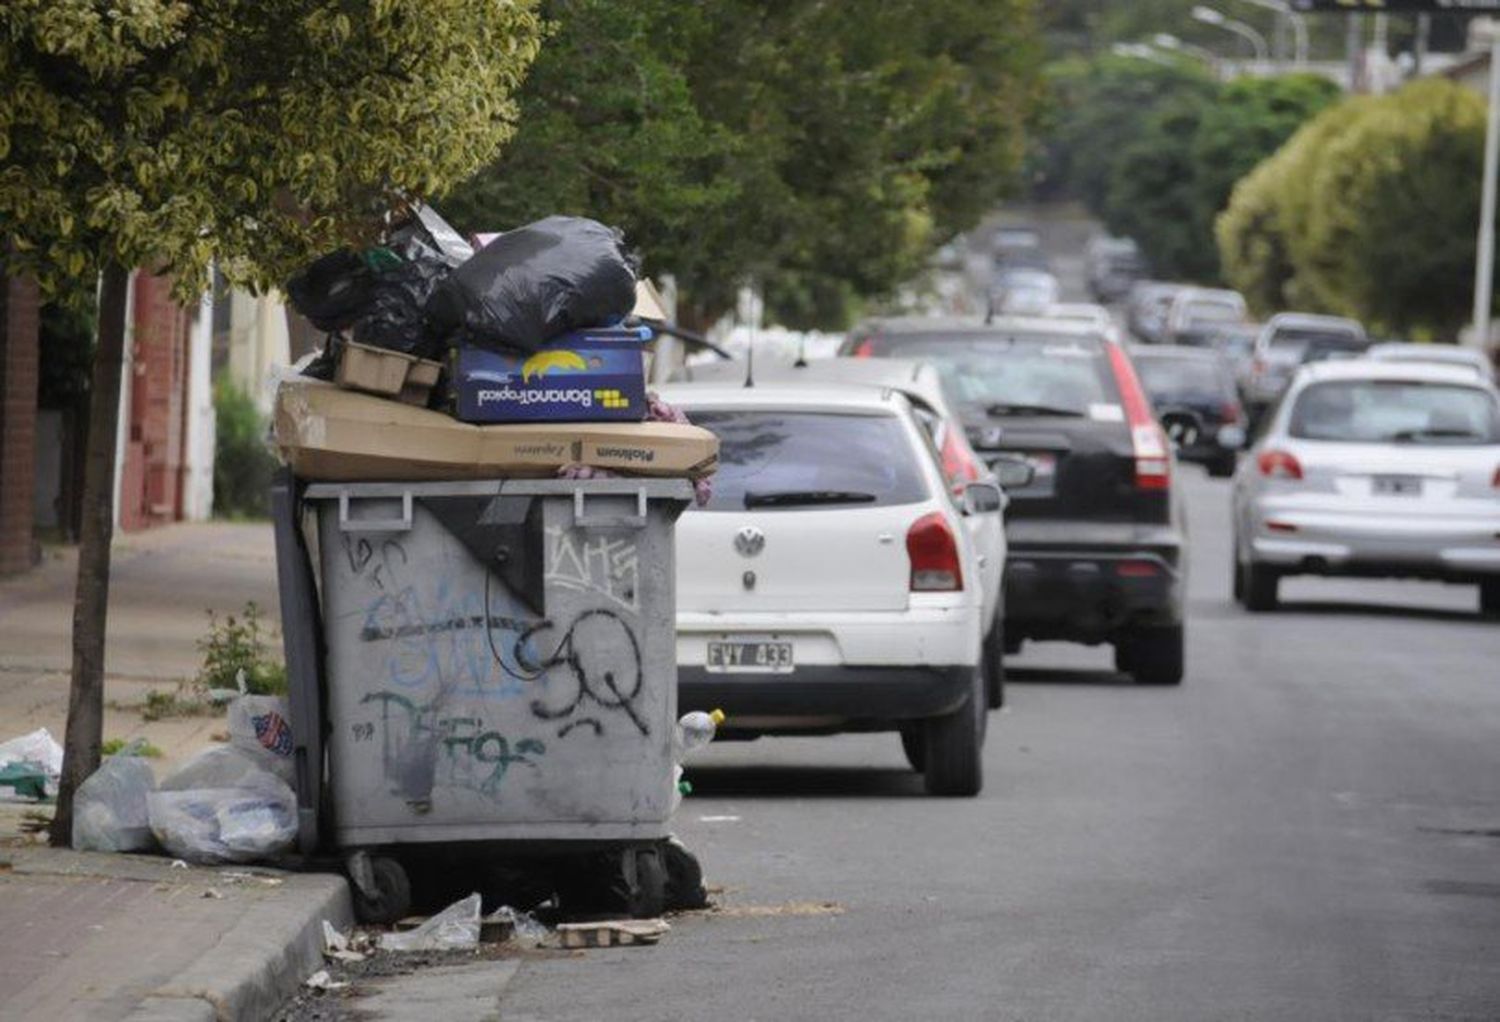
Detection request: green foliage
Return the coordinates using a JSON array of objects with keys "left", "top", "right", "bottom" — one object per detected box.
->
[
  {"left": 101, "top": 738, "right": 163, "bottom": 758},
  {"left": 1038, "top": 58, "right": 1336, "bottom": 282},
  {"left": 141, "top": 685, "right": 214, "bottom": 722},
  {"left": 212, "top": 378, "right": 276, "bottom": 519},
  {"left": 444, "top": 0, "right": 1040, "bottom": 329},
  {"left": 196, "top": 602, "right": 287, "bottom": 696},
  {"left": 0, "top": 0, "right": 544, "bottom": 299},
  {"left": 1218, "top": 80, "right": 1486, "bottom": 337}
]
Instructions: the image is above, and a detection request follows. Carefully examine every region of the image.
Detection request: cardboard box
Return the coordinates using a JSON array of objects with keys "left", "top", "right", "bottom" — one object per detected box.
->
[
  {"left": 449, "top": 326, "right": 651, "bottom": 424},
  {"left": 273, "top": 378, "right": 718, "bottom": 481}
]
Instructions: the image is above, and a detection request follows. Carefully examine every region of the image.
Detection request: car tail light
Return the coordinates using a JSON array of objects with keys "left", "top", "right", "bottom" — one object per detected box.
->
[
  {"left": 1251, "top": 356, "right": 1266, "bottom": 377},
  {"left": 940, "top": 429, "right": 983, "bottom": 486},
  {"left": 907, "top": 512, "right": 963, "bottom": 591},
  {"left": 851, "top": 338, "right": 874, "bottom": 358},
  {"left": 1116, "top": 559, "right": 1161, "bottom": 578},
  {"left": 1493, "top": 465, "right": 1500, "bottom": 488},
  {"left": 1221, "top": 400, "right": 1243, "bottom": 424},
  {"left": 1257, "top": 449, "right": 1303, "bottom": 480},
  {"left": 1105, "top": 343, "right": 1172, "bottom": 491}
]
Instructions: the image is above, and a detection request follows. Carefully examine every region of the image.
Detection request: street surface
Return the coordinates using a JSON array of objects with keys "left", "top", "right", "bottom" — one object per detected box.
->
[{"left": 490, "top": 467, "right": 1500, "bottom": 1022}]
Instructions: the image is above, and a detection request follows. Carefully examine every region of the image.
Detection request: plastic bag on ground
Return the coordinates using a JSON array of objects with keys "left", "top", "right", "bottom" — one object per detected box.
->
[
  {"left": 380, "top": 892, "right": 482, "bottom": 952},
  {"left": 73, "top": 753, "right": 157, "bottom": 852},
  {"left": 149, "top": 752, "right": 296, "bottom": 864},
  {"left": 0, "top": 728, "right": 64, "bottom": 801},
  {"left": 427, "top": 216, "right": 636, "bottom": 353},
  {"left": 227, "top": 695, "right": 295, "bottom": 784}
]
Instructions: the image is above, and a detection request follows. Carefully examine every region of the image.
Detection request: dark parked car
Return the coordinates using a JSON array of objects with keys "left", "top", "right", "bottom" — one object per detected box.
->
[
  {"left": 1130, "top": 346, "right": 1246, "bottom": 478},
  {"left": 842, "top": 317, "right": 1188, "bottom": 685}
]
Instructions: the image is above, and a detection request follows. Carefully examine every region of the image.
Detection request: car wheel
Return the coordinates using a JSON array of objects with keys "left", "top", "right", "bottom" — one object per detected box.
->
[
  {"left": 923, "top": 668, "right": 985, "bottom": 797},
  {"left": 1119, "top": 625, "right": 1184, "bottom": 685},
  {"left": 898, "top": 724, "right": 926, "bottom": 772},
  {"left": 1244, "top": 561, "right": 1280, "bottom": 612},
  {"left": 1480, "top": 579, "right": 1500, "bottom": 618},
  {"left": 1207, "top": 454, "right": 1236, "bottom": 479},
  {"left": 984, "top": 627, "right": 1006, "bottom": 709}
]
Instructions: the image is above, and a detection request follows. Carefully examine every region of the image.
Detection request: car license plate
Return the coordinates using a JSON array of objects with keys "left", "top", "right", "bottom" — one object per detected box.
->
[
  {"left": 706, "top": 641, "right": 794, "bottom": 673},
  {"left": 1372, "top": 475, "right": 1422, "bottom": 497}
]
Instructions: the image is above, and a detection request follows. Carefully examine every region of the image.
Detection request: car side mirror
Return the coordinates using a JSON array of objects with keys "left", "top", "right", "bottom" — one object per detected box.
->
[
  {"left": 962, "top": 481, "right": 1005, "bottom": 515},
  {"left": 990, "top": 457, "right": 1035, "bottom": 490}
]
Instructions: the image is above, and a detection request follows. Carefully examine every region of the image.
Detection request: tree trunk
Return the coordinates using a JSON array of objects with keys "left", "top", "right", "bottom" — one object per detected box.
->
[{"left": 50, "top": 262, "right": 130, "bottom": 847}]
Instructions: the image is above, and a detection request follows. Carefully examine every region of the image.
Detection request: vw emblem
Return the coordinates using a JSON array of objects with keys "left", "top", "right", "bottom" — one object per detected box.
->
[{"left": 734, "top": 526, "right": 765, "bottom": 557}]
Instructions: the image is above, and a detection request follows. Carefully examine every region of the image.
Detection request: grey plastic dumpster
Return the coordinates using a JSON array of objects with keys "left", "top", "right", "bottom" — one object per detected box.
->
[{"left": 297, "top": 477, "right": 692, "bottom": 918}]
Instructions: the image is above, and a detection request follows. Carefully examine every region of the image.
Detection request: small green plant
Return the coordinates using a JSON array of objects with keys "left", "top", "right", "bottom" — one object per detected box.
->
[
  {"left": 196, "top": 601, "right": 288, "bottom": 696},
  {"left": 100, "top": 738, "right": 163, "bottom": 758},
  {"left": 141, "top": 685, "right": 214, "bottom": 722}
]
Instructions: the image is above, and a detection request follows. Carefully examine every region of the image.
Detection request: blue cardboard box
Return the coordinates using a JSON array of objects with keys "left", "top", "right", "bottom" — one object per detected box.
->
[{"left": 449, "top": 325, "right": 652, "bottom": 423}]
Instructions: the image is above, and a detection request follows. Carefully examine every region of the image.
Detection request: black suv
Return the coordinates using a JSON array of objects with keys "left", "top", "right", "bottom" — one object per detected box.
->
[{"left": 843, "top": 318, "right": 1187, "bottom": 685}]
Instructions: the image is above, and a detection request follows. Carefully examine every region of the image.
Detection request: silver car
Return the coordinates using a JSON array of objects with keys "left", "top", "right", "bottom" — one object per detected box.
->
[{"left": 1232, "top": 360, "right": 1500, "bottom": 615}]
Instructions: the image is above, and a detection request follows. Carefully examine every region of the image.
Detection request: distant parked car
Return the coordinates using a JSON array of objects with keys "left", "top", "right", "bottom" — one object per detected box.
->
[
  {"left": 1366, "top": 342, "right": 1493, "bottom": 382},
  {"left": 990, "top": 224, "right": 1049, "bottom": 276},
  {"left": 663, "top": 380, "right": 1001, "bottom": 795},
  {"left": 675, "top": 354, "right": 1008, "bottom": 707},
  {"left": 1232, "top": 360, "right": 1500, "bottom": 615},
  {"left": 1163, "top": 287, "right": 1248, "bottom": 347},
  {"left": 989, "top": 268, "right": 1060, "bottom": 316},
  {"left": 839, "top": 315, "right": 1189, "bottom": 685},
  {"left": 1130, "top": 345, "right": 1246, "bottom": 478},
  {"left": 1126, "top": 281, "right": 1186, "bottom": 344},
  {"left": 1086, "top": 236, "right": 1147, "bottom": 303},
  {"left": 1245, "top": 312, "right": 1368, "bottom": 420},
  {"left": 1197, "top": 322, "right": 1261, "bottom": 395}
]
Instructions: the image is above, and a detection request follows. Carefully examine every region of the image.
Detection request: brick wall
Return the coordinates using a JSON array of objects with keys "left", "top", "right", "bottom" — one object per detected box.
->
[
  {"left": 0, "top": 273, "right": 40, "bottom": 575},
  {"left": 120, "top": 272, "right": 190, "bottom": 531}
]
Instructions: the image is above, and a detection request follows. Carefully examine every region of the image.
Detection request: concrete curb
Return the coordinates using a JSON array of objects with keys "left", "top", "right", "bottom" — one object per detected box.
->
[{"left": 125, "top": 870, "right": 353, "bottom": 1022}]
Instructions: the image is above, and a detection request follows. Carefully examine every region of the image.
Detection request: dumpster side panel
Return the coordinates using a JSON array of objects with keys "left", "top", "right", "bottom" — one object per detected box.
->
[{"left": 316, "top": 485, "right": 678, "bottom": 847}]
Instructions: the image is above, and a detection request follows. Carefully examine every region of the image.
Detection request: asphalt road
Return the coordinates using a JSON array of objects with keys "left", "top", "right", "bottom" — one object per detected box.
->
[{"left": 489, "top": 466, "right": 1500, "bottom": 1022}]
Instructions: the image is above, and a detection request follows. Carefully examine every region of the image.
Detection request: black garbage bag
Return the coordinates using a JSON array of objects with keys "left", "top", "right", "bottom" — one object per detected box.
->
[
  {"left": 426, "top": 216, "right": 636, "bottom": 353},
  {"left": 350, "top": 255, "right": 449, "bottom": 358},
  {"left": 288, "top": 246, "right": 450, "bottom": 360},
  {"left": 285, "top": 250, "right": 376, "bottom": 333}
]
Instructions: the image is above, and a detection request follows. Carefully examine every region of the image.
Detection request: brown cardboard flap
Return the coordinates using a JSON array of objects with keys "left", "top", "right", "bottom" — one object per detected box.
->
[{"left": 274, "top": 378, "right": 718, "bottom": 482}]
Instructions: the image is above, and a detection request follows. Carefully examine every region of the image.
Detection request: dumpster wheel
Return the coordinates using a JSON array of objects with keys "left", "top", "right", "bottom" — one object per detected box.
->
[
  {"left": 557, "top": 845, "right": 667, "bottom": 919},
  {"left": 350, "top": 854, "right": 413, "bottom": 925}
]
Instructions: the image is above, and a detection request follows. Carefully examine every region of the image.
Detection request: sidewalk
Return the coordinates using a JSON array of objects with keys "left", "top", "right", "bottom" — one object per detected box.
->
[
  {"left": 0, "top": 521, "right": 279, "bottom": 775},
  {"left": 0, "top": 846, "right": 350, "bottom": 1022}
]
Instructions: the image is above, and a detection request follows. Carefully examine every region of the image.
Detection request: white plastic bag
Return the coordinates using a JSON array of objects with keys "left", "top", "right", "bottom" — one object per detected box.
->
[
  {"left": 380, "top": 893, "right": 482, "bottom": 952},
  {"left": 0, "top": 727, "right": 64, "bottom": 799},
  {"left": 159, "top": 746, "right": 268, "bottom": 791},
  {"left": 147, "top": 766, "right": 296, "bottom": 865},
  {"left": 73, "top": 754, "right": 157, "bottom": 852},
  {"left": 227, "top": 695, "right": 295, "bottom": 783}
]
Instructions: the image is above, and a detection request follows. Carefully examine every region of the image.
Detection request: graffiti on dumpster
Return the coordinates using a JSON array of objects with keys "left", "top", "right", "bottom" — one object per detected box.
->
[
  {"left": 358, "top": 689, "right": 546, "bottom": 802},
  {"left": 517, "top": 608, "right": 649, "bottom": 737},
  {"left": 544, "top": 528, "right": 640, "bottom": 612}
]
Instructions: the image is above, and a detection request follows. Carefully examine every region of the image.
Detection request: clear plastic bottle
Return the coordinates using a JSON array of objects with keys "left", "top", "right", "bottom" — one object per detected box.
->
[{"left": 674, "top": 708, "right": 726, "bottom": 760}]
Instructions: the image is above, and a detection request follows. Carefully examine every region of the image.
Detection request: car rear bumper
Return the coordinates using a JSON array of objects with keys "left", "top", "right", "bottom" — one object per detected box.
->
[
  {"left": 1003, "top": 523, "right": 1185, "bottom": 642},
  {"left": 1247, "top": 504, "right": 1500, "bottom": 579},
  {"left": 678, "top": 664, "right": 972, "bottom": 728}
]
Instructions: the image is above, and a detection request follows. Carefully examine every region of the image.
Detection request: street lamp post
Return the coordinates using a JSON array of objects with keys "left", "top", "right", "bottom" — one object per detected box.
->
[
  {"left": 1192, "top": 5, "right": 1270, "bottom": 65},
  {"left": 1472, "top": 29, "right": 1500, "bottom": 350},
  {"left": 1232, "top": 0, "right": 1307, "bottom": 67},
  {"left": 1153, "top": 32, "right": 1223, "bottom": 71}
]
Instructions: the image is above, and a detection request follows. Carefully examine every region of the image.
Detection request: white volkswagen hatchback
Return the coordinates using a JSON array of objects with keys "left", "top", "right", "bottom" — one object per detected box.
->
[{"left": 660, "top": 381, "right": 998, "bottom": 796}]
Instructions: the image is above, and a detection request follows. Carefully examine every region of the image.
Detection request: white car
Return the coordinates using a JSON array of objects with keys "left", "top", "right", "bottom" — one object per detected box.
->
[
  {"left": 1245, "top": 311, "right": 1367, "bottom": 414},
  {"left": 662, "top": 381, "right": 999, "bottom": 795},
  {"left": 673, "top": 356, "right": 1007, "bottom": 698},
  {"left": 1163, "top": 287, "right": 1248, "bottom": 346},
  {"left": 1232, "top": 360, "right": 1500, "bottom": 615},
  {"left": 1041, "top": 302, "right": 1122, "bottom": 344}
]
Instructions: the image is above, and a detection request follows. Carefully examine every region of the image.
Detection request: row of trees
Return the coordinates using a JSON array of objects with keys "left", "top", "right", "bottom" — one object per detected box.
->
[
  {"left": 1, "top": 1, "right": 1041, "bottom": 844},
  {"left": 1035, "top": 55, "right": 1339, "bottom": 282},
  {"left": 1218, "top": 79, "right": 1485, "bottom": 339},
  {"left": 444, "top": 0, "right": 1041, "bottom": 330}
]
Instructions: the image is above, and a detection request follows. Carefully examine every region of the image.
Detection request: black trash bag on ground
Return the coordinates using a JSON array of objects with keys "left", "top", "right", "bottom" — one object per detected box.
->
[{"left": 427, "top": 215, "right": 636, "bottom": 353}]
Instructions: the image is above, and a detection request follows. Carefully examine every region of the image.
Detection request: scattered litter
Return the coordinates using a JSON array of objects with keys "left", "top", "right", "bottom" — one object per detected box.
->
[
  {"left": 226, "top": 695, "right": 295, "bottom": 784},
  {"left": 553, "top": 918, "right": 670, "bottom": 949},
  {"left": 698, "top": 815, "right": 741, "bottom": 823},
  {"left": 304, "top": 969, "right": 348, "bottom": 992},
  {"left": 704, "top": 900, "right": 844, "bottom": 919},
  {"left": 484, "top": 905, "right": 549, "bottom": 945},
  {"left": 0, "top": 728, "right": 63, "bottom": 801},
  {"left": 322, "top": 919, "right": 367, "bottom": 962},
  {"left": 170, "top": 860, "right": 189, "bottom": 870},
  {"left": 379, "top": 892, "right": 481, "bottom": 952},
  {"left": 202, "top": 888, "right": 223, "bottom": 899},
  {"left": 73, "top": 750, "right": 157, "bottom": 852},
  {"left": 220, "top": 870, "right": 285, "bottom": 887}
]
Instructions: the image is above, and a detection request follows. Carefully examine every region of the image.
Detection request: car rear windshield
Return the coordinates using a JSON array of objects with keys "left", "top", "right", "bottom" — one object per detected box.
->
[
  {"left": 859, "top": 333, "right": 1119, "bottom": 416},
  {"left": 1288, "top": 380, "right": 1500, "bottom": 444},
  {"left": 1135, "top": 357, "right": 1232, "bottom": 401},
  {"left": 687, "top": 410, "right": 930, "bottom": 511},
  {"left": 1269, "top": 328, "right": 1365, "bottom": 360},
  {"left": 1183, "top": 301, "right": 1241, "bottom": 327}
]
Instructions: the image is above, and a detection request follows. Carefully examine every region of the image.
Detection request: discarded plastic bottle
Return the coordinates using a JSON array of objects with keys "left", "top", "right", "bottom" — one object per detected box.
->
[{"left": 674, "top": 709, "right": 725, "bottom": 760}]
